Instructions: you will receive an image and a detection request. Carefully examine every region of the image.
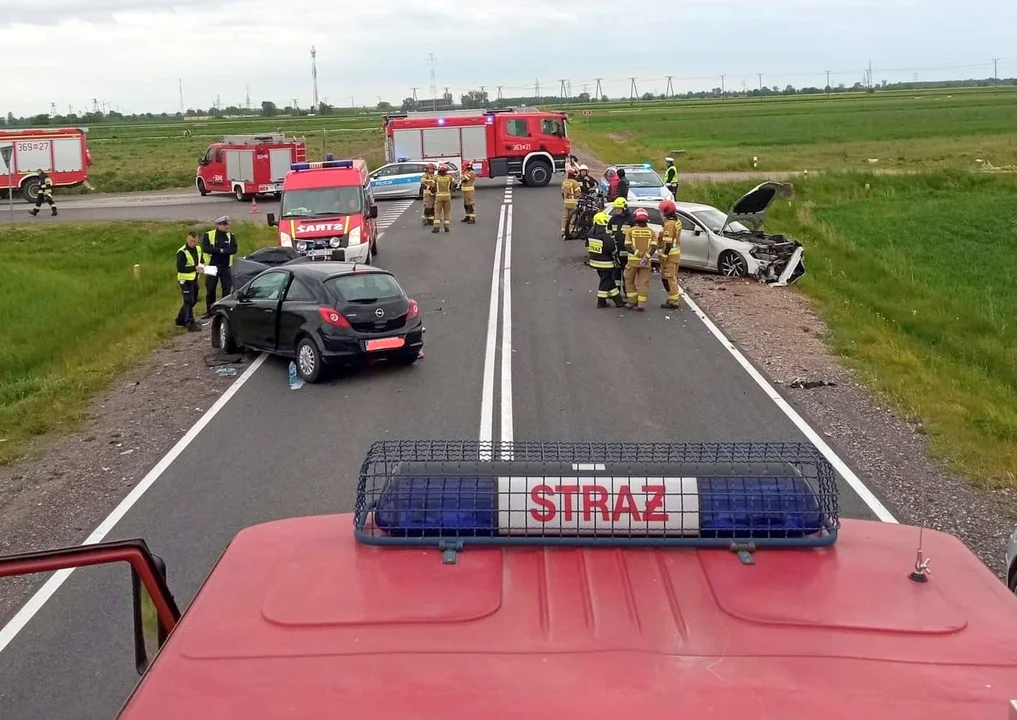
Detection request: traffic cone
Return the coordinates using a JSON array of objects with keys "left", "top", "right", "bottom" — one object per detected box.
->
[{"left": 250, "top": 197, "right": 258, "bottom": 214}]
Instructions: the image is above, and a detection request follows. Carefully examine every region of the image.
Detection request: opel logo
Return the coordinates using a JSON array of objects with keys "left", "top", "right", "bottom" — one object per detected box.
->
[{"left": 375, "top": 308, "right": 385, "bottom": 318}]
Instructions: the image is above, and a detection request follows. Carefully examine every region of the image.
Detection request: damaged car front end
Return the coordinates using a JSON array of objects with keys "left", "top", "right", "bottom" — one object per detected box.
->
[{"left": 720, "top": 181, "right": 805, "bottom": 286}]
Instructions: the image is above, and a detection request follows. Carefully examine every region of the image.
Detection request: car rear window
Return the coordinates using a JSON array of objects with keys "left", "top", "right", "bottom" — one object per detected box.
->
[{"left": 325, "top": 273, "right": 403, "bottom": 302}]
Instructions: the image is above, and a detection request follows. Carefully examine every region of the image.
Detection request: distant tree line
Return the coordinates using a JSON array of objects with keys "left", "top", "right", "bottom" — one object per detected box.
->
[{"left": 2, "top": 76, "right": 1013, "bottom": 128}]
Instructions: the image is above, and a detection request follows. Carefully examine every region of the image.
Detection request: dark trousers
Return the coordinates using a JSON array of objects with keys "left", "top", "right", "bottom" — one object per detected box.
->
[
  {"left": 34, "top": 193, "right": 54, "bottom": 208},
  {"left": 597, "top": 268, "right": 618, "bottom": 297},
  {"left": 176, "top": 280, "right": 198, "bottom": 327},
  {"left": 204, "top": 266, "right": 233, "bottom": 314}
]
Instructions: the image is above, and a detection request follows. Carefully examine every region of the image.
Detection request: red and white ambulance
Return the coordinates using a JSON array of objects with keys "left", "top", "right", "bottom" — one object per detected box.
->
[
  {"left": 267, "top": 158, "right": 379, "bottom": 264},
  {"left": 0, "top": 127, "right": 92, "bottom": 202},
  {"left": 196, "top": 134, "right": 307, "bottom": 201},
  {"left": 383, "top": 108, "right": 572, "bottom": 187}
]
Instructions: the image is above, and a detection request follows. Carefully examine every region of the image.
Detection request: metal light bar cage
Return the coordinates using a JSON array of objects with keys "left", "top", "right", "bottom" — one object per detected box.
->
[{"left": 354, "top": 441, "right": 840, "bottom": 550}]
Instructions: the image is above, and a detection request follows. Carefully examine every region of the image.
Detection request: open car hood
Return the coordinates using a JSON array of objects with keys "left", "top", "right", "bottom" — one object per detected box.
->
[{"left": 723, "top": 181, "right": 794, "bottom": 233}]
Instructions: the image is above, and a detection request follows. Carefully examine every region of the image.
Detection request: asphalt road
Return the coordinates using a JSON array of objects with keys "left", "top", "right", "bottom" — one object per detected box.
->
[{"left": 0, "top": 178, "right": 882, "bottom": 718}]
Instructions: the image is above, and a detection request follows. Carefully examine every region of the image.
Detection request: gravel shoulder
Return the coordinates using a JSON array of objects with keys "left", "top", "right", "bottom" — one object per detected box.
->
[{"left": 0, "top": 325, "right": 256, "bottom": 623}]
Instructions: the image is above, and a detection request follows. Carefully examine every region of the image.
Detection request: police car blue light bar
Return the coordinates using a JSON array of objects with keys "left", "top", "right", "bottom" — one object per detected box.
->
[
  {"left": 353, "top": 441, "right": 840, "bottom": 550},
  {"left": 290, "top": 159, "right": 354, "bottom": 171}
]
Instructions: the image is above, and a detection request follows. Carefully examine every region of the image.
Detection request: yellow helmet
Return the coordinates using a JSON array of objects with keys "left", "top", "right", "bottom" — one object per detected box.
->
[
  {"left": 612, "top": 197, "right": 628, "bottom": 209},
  {"left": 592, "top": 211, "right": 610, "bottom": 226}
]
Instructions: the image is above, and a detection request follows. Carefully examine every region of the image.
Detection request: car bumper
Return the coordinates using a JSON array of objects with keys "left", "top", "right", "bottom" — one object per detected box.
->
[
  {"left": 298, "top": 243, "right": 371, "bottom": 262},
  {"left": 343, "top": 243, "right": 371, "bottom": 263},
  {"left": 318, "top": 325, "right": 425, "bottom": 362}
]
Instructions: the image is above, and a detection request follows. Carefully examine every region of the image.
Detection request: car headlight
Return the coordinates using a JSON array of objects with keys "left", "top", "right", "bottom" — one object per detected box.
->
[
  {"left": 329, "top": 236, "right": 341, "bottom": 248},
  {"left": 348, "top": 226, "right": 362, "bottom": 245},
  {"left": 296, "top": 241, "right": 307, "bottom": 251},
  {"left": 279, "top": 231, "right": 292, "bottom": 247}
]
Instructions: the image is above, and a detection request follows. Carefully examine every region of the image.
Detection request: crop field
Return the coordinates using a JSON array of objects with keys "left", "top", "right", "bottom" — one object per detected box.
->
[
  {"left": 55, "top": 86, "right": 1017, "bottom": 195},
  {"left": 566, "top": 87, "right": 1017, "bottom": 173},
  {"left": 0, "top": 221, "right": 278, "bottom": 465},
  {"left": 685, "top": 171, "right": 1017, "bottom": 487}
]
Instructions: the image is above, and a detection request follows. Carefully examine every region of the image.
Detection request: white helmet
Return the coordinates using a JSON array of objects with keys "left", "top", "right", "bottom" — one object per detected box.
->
[{"left": 579, "top": 164, "right": 588, "bottom": 171}]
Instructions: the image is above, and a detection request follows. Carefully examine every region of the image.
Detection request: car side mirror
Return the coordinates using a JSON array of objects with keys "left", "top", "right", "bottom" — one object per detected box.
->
[
  {"left": 694, "top": 229, "right": 702, "bottom": 236},
  {"left": 267, "top": 212, "right": 277, "bottom": 227},
  {"left": 369, "top": 205, "right": 378, "bottom": 219}
]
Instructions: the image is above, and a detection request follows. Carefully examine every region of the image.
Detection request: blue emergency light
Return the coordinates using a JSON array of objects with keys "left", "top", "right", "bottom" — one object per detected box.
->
[
  {"left": 642, "top": 162, "right": 652, "bottom": 169},
  {"left": 353, "top": 441, "right": 840, "bottom": 552},
  {"left": 437, "top": 118, "right": 446, "bottom": 125},
  {"left": 290, "top": 159, "right": 354, "bottom": 171}
]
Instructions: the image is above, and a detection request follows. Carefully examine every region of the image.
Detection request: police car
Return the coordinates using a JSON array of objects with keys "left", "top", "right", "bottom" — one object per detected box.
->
[
  {"left": 600, "top": 163, "right": 674, "bottom": 202},
  {"left": 369, "top": 159, "right": 461, "bottom": 199}
]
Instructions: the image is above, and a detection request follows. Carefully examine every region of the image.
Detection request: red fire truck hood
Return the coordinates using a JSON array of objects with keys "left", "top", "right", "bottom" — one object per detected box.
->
[
  {"left": 281, "top": 215, "right": 363, "bottom": 238},
  {"left": 119, "top": 517, "right": 1017, "bottom": 719}
]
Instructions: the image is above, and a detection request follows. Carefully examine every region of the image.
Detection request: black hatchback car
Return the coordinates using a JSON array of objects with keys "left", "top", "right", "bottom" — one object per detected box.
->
[{"left": 210, "top": 262, "right": 424, "bottom": 383}]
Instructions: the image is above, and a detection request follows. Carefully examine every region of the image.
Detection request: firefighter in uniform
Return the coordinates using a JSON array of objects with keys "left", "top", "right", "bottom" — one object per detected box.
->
[
  {"left": 201, "top": 215, "right": 238, "bottom": 317},
  {"left": 622, "top": 208, "right": 658, "bottom": 311},
  {"left": 432, "top": 164, "right": 453, "bottom": 233},
  {"left": 420, "top": 163, "right": 436, "bottom": 225},
  {"left": 175, "top": 231, "right": 202, "bottom": 331},
  {"left": 460, "top": 160, "right": 476, "bottom": 223},
  {"left": 28, "top": 169, "right": 57, "bottom": 216},
  {"left": 606, "top": 197, "right": 633, "bottom": 297},
  {"left": 560, "top": 166, "right": 580, "bottom": 238},
  {"left": 657, "top": 199, "right": 683, "bottom": 309},
  {"left": 587, "top": 211, "right": 625, "bottom": 308},
  {"left": 664, "top": 157, "right": 679, "bottom": 198}
]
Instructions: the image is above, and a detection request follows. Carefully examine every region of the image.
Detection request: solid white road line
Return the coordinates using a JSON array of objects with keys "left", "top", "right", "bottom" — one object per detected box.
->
[
  {"left": 680, "top": 291, "right": 898, "bottom": 523},
  {"left": 0, "top": 353, "right": 270, "bottom": 655},
  {"left": 500, "top": 202, "right": 514, "bottom": 458},
  {"left": 479, "top": 203, "right": 507, "bottom": 450}
]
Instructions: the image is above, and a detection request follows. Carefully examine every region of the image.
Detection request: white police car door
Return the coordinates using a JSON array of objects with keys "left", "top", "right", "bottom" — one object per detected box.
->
[
  {"left": 369, "top": 163, "right": 403, "bottom": 199},
  {"left": 375, "top": 162, "right": 425, "bottom": 199}
]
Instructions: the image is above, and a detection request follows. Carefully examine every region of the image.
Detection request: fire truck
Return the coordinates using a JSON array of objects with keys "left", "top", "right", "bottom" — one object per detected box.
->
[
  {"left": 383, "top": 108, "right": 571, "bottom": 188},
  {"left": 3, "top": 441, "right": 1017, "bottom": 718},
  {"left": 0, "top": 127, "right": 92, "bottom": 202},
  {"left": 196, "top": 135, "right": 307, "bottom": 201}
]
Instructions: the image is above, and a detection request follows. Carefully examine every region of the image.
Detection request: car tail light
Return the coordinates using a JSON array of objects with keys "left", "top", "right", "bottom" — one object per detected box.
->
[
  {"left": 406, "top": 299, "right": 419, "bottom": 319},
  {"left": 318, "top": 306, "right": 351, "bottom": 328}
]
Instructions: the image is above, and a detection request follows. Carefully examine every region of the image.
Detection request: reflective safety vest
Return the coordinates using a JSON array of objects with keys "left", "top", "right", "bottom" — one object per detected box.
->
[
  {"left": 586, "top": 226, "right": 617, "bottom": 270},
  {"left": 177, "top": 244, "right": 198, "bottom": 282},
  {"left": 202, "top": 230, "right": 235, "bottom": 266},
  {"left": 664, "top": 165, "right": 678, "bottom": 184},
  {"left": 561, "top": 178, "right": 580, "bottom": 208},
  {"left": 626, "top": 225, "right": 657, "bottom": 265},
  {"left": 460, "top": 170, "right": 476, "bottom": 192},
  {"left": 434, "top": 174, "right": 453, "bottom": 200},
  {"left": 421, "top": 173, "right": 435, "bottom": 196},
  {"left": 659, "top": 216, "right": 683, "bottom": 257}
]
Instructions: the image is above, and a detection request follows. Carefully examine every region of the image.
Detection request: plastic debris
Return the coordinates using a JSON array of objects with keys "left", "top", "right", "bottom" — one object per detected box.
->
[
  {"left": 215, "top": 367, "right": 237, "bottom": 377},
  {"left": 288, "top": 362, "right": 304, "bottom": 390}
]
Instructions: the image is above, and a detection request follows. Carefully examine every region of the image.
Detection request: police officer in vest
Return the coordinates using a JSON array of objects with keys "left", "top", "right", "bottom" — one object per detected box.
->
[
  {"left": 201, "top": 215, "right": 238, "bottom": 318},
  {"left": 175, "top": 231, "right": 202, "bottom": 331},
  {"left": 664, "top": 157, "right": 678, "bottom": 198}
]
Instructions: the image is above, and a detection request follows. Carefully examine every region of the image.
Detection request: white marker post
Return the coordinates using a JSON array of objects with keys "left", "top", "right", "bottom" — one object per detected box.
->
[{"left": 0, "top": 143, "right": 13, "bottom": 224}]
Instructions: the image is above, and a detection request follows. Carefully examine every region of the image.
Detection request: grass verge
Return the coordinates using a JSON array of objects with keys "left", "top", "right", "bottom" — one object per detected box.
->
[
  {"left": 683, "top": 171, "right": 1017, "bottom": 487},
  {"left": 0, "top": 221, "right": 278, "bottom": 465}
]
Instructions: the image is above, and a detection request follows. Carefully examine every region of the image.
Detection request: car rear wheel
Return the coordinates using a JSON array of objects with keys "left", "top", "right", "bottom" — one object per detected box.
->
[
  {"left": 295, "top": 337, "right": 323, "bottom": 383},
  {"left": 212, "top": 314, "right": 238, "bottom": 353},
  {"left": 718, "top": 250, "right": 749, "bottom": 278}
]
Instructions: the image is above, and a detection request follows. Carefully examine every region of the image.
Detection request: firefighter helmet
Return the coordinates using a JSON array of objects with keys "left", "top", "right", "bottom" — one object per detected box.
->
[
  {"left": 567, "top": 166, "right": 577, "bottom": 176},
  {"left": 612, "top": 197, "right": 628, "bottom": 209},
  {"left": 438, "top": 165, "right": 448, "bottom": 174},
  {"left": 592, "top": 211, "right": 610, "bottom": 226},
  {"left": 633, "top": 208, "right": 649, "bottom": 223},
  {"left": 426, "top": 163, "right": 435, "bottom": 172},
  {"left": 658, "top": 200, "right": 677, "bottom": 215}
]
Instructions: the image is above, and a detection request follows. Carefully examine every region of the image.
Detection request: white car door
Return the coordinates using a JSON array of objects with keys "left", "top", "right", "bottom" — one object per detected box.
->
[
  {"left": 369, "top": 164, "right": 403, "bottom": 199},
  {"left": 677, "top": 213, "right": 709, "bottom": 267}
]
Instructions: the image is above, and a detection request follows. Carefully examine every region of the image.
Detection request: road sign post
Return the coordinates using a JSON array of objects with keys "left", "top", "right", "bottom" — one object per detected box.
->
[{"left": 0, "top": 143, "right": 13, "bottom": 224}]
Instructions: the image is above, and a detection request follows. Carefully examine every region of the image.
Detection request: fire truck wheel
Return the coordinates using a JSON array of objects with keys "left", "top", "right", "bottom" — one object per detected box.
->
[
  {"left": 20, "top": 177, "right": 40, "bottom": 203},
  {"left": 234, "top": 186, "right": 249, "bottom": 202},
  {"left": 196, "top": 179, "right": 208, "bottom": 196},
  {"left": 523, "top": 160, "right": 552, "bottom": 188}
]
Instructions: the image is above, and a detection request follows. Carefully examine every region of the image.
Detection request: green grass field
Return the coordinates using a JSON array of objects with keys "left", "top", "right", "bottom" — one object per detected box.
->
[
  {"left": 684, "top": 172, "right": 1017, "bottom": 487},
  {"left": 567, "top": 87, "right": 1017, "bottom": 173},
  {"left": 56, "top": 86, "right": 1017, "bottom": 195},
  {"left": 0, "top": 221, "right": 277, "bottom": 465}
]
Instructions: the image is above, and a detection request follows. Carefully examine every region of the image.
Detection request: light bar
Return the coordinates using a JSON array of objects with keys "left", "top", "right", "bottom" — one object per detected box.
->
[{"left": 290, "top": 159, "right": 354, "bottom": 171}]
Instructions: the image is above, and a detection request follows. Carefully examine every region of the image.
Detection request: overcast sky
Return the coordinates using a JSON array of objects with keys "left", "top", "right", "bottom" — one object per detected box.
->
[{"left": 3, "top": 0, "right": 1013, "bottom": 116}]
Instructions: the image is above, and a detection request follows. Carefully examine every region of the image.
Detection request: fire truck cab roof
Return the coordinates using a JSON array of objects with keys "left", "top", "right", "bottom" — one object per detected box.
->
[
  {"left": 116, "top": 442, "right": 1017, "bottom": 719},
  {"left": 283, "top": 158, "right": 370, "bottom": 191}
]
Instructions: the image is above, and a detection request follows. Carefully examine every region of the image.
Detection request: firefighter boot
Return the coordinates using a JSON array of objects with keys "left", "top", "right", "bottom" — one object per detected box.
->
[
  {"left": 597, "top": 298, "right": 609, "bottom": 309},
  {"left": 29, "top": 208, "right": 39, "bottom": 216},
  {"left": 613, "top": 295, "right": 626, "bottom": 308},
  {"left": 51, "top": 207, "right": 57, "bottom": 216}
]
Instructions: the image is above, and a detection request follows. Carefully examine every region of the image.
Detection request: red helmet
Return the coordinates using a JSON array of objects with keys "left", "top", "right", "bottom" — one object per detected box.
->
[
  {"left": 426, "top": 163, "right": 435, "bottom": 172},
  {"left": 438, "top": 164, "right": 448, "bottom": 174},
  {"left": 567, "top": 166, "right": 577, "bottom": 176},
  {"left": 633, "top": 208, "right": 649, "bottom": 223},
  {"left": 658, "top": 200, "right": 676, "bottom": 214}
]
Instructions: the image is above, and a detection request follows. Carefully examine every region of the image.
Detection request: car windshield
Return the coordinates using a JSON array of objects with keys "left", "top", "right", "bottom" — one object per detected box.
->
[
  {"left": 692, "top": 207, "right": 751, "bottom": 234},
  {"left": 325, "top": 273, "right": 403, "bottom": 303},
  {"left": 622, "top": 170, "right": 664, "bottom": 188},
  {"left": 281, "top": 187, "right": 362, "bottom": 218}
]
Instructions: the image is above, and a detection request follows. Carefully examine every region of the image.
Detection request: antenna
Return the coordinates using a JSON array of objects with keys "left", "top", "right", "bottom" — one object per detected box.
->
[
  {"left": 178, "top": 78, "right": 184, "bottom": 111},
  {"left": 311, "top": 46, "right": 319, "bottom": 108},
  {"left": 427, "top": 53, "right": 438, "bottom": 111}
]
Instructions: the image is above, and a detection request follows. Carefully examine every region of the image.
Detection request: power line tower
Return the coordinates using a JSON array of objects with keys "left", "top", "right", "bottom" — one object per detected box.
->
[
  {"left": 993, "top": 58, "right": 999, "bottom": 89},
  {"left": 558, "top": 79, "right": 569, "bottom": 101},
  {"left": 92, "top": 98, "right": 100, "bottom": 114},
  {"left": 825, "top": 70, "right": 830, "bottom": 93},
  {"left": 311, "top": 46, "right": 319, "bottom": 109},
  {"left": 665, "top": 76, "right": 674, "bottom": 97},
  {"left": 629, "top": 77, "right": 638, "bottom": 101},
  {"left": 757, "top": 73, "right": 763, "bottom": 90},
  {"left": 245, "top": 84, "right": 251, "bottom": 110},
  {"left": 49, "top": 102, "right": 57, "bottom": 116},
  {"left": 720, "top": 74, "right": 725, "bottom": 95},
  {"left": 427, "top": 53, "right": 438, "bottom": 110},
  {"left": 867, "top": 60, "right": 872, "bottom": 90},
  {"left": 411, "top": 87, "right": 418, "bottom": 102},
  {"left": 534, "top": 78, "right": 540, "bottom": 99},
  {"left": 178, "top": 78, "right": 184, "bottom": 111},
  {"left": 496, "top": 85, "right": 503, "bottom": 101},
  {"left": 594, "top": 77, "right": 603, "bottom": 100}
]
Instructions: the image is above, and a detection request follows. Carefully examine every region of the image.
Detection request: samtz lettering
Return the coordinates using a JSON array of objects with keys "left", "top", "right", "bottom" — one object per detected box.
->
[
  {"left": 297, "top": 223, "right": 345, "bottom": 233},
  {"left": 529, "top": 484, "right": 668, "bottom": 523}
]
